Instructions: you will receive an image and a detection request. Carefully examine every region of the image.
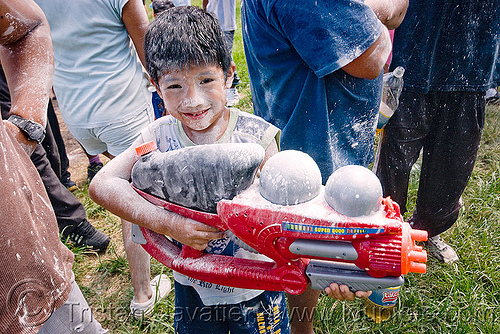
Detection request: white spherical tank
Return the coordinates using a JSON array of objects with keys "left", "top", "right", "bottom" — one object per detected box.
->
[
  {"left": 324, "top": 165, "right": 383, "bottom": 217},
  {"left": 259, "top": 150, "right": 322, "bottom": 205}
]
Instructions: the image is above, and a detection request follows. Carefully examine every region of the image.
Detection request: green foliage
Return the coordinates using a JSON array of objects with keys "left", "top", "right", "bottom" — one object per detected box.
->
[{"left": 73, "top": 2, "right": 500, "bottom": 332}]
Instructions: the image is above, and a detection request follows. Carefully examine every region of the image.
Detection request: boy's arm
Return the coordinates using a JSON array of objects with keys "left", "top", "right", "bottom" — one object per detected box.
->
[
  {"left": 88, "top": 138, "right": 225, "bottom": 250},
  {"left": 122, "top": 0, "right": 150, "bottom": 68}
]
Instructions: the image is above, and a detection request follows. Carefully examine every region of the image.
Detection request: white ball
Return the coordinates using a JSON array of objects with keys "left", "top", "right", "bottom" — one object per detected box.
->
[
  {"left": 324, "top": 165, "right": 382, "bottom": 217},
  {"left": 259, "top": 150, "right": 322, "bottom": 205}
]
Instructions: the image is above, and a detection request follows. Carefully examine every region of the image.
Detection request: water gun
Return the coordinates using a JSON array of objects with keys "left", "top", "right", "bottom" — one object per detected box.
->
[{"left": 131, "top": 142, "right": 427, "bottom": 295}]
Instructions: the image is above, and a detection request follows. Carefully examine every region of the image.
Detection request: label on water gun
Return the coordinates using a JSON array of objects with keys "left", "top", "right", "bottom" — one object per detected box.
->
[{"left": 368, "top": 286, "right": 401, "bottom": 308}]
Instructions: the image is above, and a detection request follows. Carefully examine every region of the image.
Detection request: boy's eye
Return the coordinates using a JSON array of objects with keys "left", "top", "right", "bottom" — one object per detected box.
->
[
  {"left": 167, "top": 84, "right": 182, "bottom": 89},
  {"left": 201, "top": 78, "right": 215, "bottom": 84}
]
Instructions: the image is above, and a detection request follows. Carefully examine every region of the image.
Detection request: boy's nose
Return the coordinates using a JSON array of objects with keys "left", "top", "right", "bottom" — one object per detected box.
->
[{"left": 182, "top": 85, "right": 204, "bottom": 107}]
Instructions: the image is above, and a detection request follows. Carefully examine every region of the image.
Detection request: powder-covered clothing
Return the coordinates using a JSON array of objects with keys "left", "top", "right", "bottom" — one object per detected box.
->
[
  {"left": 0, "top": 122, "right": 73, "bottom": 334},
  {"left": 242, "top": 0, "right": 384, "bottom": 183},
  {"left": 140, "top": 108, "right": 280, "bottom": 306},
  {"left": 34, "top": 0, "right": 152, "bottom": 128},
  {"left": 391, "top": 0, "right": 500, "bottom": 93},
  {"left": 375, "top": 0, "right": 499, "bottom": 236}
]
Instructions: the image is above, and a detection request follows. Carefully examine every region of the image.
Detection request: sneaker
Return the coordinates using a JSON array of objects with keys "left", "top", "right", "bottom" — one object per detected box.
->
[
  {"left": 425, "top": 235, "right": 459, "bottom": 263},
  {"left": 486, "top": 88, "right": 500, "bottom": 105},
  {"left": 87, "top": 162, "right": 103, "bottom": 182},
  {"left": 130, "top": 274, "right": 171, "bottom": 320},
  {"left": 226, "top": 87, "right": 240, "bottom": 107},
  {"left": 65, "top": 219, "right": 110, "bottom": 254},
  {"left": 61, "top": 175, "right": 78, "bottom": 192}
]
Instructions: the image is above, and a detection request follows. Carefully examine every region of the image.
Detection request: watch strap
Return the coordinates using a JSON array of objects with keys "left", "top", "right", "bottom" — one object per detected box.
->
[{"left": 7, "top": 114, "right": 46, "bottom": 144}]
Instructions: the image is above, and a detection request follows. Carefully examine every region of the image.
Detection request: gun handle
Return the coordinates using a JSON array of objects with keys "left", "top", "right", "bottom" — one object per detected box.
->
[
  {"left": 180, "top": 245, "right": 203, "bottom": 258},
  {"left": 306, "top": 259, "right": 404, "bottom": 292}
]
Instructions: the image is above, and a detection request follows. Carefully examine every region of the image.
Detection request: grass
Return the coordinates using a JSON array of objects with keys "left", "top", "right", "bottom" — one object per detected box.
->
[{"left": 66, "top": 1, "right": 500, "bottom": 332}]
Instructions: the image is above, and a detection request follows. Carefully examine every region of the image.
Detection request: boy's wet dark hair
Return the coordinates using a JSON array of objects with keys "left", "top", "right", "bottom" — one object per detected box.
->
[{"left": 145, "top": 6, "right": 232, "bottom": 86}]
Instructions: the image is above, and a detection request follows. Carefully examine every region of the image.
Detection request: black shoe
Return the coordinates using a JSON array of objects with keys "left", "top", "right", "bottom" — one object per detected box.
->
[
  {"left": 65, "top": 219, "right": 110, "bottom": 254},
  {"left": 61, "top": 175, "right": 78, "bottom": 191},
  {"left": 87, "top": 162, "right": 103, "bottom": 182}
]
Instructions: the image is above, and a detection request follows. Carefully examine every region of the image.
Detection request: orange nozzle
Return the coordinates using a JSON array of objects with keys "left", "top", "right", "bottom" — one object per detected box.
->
[
  {"left": 401, "top": 223, "right": 428, "bottom": 275},
  {"left": 135, "top": 140, "right": 157, "bottom": 156}
]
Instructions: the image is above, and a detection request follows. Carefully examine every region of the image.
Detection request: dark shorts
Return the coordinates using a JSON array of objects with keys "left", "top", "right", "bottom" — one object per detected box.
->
[{"left": 174, "top": 281, "right": 290, "bottom": 334}]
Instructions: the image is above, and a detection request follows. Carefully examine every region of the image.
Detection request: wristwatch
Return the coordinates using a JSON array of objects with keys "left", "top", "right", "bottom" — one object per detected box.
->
[{"left": 7, "top": 114, "right": 46, "bottom": 144}]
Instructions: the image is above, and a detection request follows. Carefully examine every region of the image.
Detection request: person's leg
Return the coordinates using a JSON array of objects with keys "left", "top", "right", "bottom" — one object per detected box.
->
[
  {"left": 86, "top": 153, "right": 104, "bottom": 182},
  {"left": 30, "top": 143, "right": 109, "bottom": 248},
  {"left": 223, "top": 30, "right": 240, "bottom": 107},
  {"left": 411, "top": 91, "right": 485, "bottom": 237},
  {"left": 374, "top": 91, "right": 429, "bottom": 214},
  {"left": 62, "top": 125, "right": 107, "bottom": 182},
  {"left": 286, "top": 288, "right": 319, "bottom": 334},
  {"left": 122, "top": 219, "right": 153, "bottom": 310},
  {"left": 42, "top": 102, "right": 62, "bottom": 179},
  {"left": 46, "top": 100, "right": 77, "bottom": 189}
]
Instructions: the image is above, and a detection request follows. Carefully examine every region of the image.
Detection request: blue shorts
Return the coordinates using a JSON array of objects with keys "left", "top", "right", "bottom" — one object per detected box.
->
[
  {"left": 67, "top": 106, "right": 154, "bottom": 157},
  {"left": 174, "top": 281, "right": 290, "bottom": 334}
]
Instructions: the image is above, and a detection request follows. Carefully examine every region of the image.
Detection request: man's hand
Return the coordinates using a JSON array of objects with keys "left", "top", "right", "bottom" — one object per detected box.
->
[{"left": 324, "top": 283, "right": 372, "bottom": 301}]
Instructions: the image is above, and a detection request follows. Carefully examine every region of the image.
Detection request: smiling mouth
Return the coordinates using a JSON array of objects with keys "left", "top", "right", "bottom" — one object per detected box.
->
[{"left": 184, "top": 109, "right": 209, "bottom": 119}]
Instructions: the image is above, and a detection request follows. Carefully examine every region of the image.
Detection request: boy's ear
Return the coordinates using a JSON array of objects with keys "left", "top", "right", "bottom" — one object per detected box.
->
[
  {"left": 150, "top": 78, "right": 162, "bottom": 96},
  {"left": 225, "top": 62, "right": 236, "bottom": 89}
]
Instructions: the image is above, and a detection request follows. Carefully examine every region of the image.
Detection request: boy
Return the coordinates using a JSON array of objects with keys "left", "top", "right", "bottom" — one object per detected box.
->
[
  {"left": 89, "top": 6, "right": 287, "bottom": 332},
  {"left": 90, "top": 6, "right": 366, "bottom": 331}
]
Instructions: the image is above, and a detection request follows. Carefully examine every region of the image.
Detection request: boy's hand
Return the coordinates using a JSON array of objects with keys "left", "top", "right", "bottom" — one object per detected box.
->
[
  {"left": 169, "top": 216, "right": 226, "bottom": 251},
  {"left": 324, "top": 283, "right": 372, "bottom": 301}
]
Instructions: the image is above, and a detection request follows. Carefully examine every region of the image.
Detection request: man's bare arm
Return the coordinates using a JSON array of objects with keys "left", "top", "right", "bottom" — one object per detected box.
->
[{"left": 0, "top": 0, "right": 53, "bottom": 153}]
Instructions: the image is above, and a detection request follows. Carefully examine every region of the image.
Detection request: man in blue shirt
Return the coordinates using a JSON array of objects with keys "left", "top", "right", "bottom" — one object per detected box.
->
[
  {"left": 242, "top": 0, "right": 407, "bottom": 332},
  {"left": 374, "top": 0, "right": 500, "bottom": 263},
  {"left": 242, "top": 0, "right": 404, "bottom": 184}
]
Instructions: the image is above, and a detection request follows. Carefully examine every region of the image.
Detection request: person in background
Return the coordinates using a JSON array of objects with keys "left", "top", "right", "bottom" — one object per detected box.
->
[
  {"left": 0, "top": 66, "right": 110, "bottom": 254},
  {"left": 203, "top": 0, "right": 241, "bottom": 107},
  {"left": 241, "top": 0, "right": 408, "bottom": 332},
  {"left": 0, "top": 0, "right": 106, "bottom": 332},
  {"left": 374, "top": 0, "right": 500, "bottom": 263},
  {"left": 34, "top": 0, "right": 171, "bottom": 319}
]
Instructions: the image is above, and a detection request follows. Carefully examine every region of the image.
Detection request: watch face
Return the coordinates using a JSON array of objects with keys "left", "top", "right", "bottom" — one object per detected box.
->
[{"left": 25, "top": 122, "right": 45, "bottom": 142}]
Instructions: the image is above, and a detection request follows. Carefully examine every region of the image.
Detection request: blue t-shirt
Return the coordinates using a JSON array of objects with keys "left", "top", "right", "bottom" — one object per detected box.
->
[
  {"left": 242, "top": 0, "right": 384, "bottom": 183},
  {"left": 391, "top": 0, "right": 500, "bottom": 93}
]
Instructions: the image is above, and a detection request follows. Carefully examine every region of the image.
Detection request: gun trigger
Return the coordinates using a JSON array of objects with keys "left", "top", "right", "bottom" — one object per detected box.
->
[{"left": 131, "top": 223, "right": 147, "bottom": 245}]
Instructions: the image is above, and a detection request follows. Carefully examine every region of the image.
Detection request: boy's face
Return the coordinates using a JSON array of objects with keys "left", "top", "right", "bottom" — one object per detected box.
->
[{"left": 157, "top": 63, "right": 235, "bottom": 143}]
